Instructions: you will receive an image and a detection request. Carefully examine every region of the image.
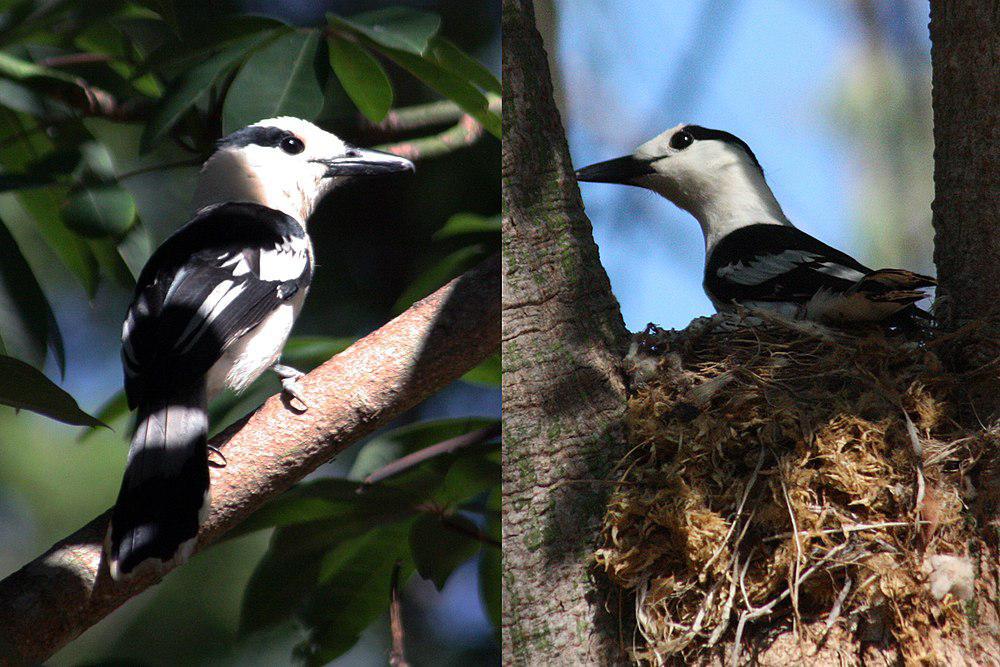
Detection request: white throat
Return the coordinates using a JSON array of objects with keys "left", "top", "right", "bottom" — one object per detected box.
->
[
  {"left": 645, "top": 161, "right": 792, "bottom": 254},
  {"left": 191, "top": 150, "right": 318, "bottom": 225}
]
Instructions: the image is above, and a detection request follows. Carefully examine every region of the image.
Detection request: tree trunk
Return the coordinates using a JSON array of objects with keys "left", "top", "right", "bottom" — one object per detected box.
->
[
  {"left": 501, "top": 0, "right": 629, "bottom": 664},
  {"left": 929, "top": 0, "right": 1000, "bottom": 371}
]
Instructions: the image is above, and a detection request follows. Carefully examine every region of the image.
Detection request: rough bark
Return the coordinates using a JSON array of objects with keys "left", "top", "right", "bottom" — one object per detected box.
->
[
  {"left": 0, "top": 257, "right": 500, "bottom": 666},
  {"left": 929, "top": 0, "right": 1000, "bottom": 371},
  {"left": 501, "top": 1, "right": 629, "bottom": 664}
]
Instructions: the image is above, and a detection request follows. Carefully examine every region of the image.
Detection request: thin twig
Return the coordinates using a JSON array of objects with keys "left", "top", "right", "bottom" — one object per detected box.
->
[
  {"left": 37, "top": 53, "right": 113, "bottom": 68},
  {"left": 116, "top": 157, "right": 203, "bottom": 181},
  {"left": 389, "top": 562, "right": 409, "bottom": 667},
  {"left": 360, "top": 423, "right": 500, "bottom": 488}
]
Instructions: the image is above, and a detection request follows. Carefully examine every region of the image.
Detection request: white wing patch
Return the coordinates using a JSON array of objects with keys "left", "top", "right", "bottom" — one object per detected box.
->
[
  {"left": 813, "top": 262, "right": 866, "bottom": 282},
  {"left": 174, "top": 280, "right": 247, "bottom": 353},
  {"left": 717, "top": 250, "right": 820, "bottom": 285},
  {"left": 258, "top": 236, "right": 310, "bottom": 281}
]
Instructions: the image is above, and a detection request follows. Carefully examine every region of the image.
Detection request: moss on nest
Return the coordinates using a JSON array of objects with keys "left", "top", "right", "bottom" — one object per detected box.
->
[{"left": 596, "top": 312, "right": 997, "bottom": 665}]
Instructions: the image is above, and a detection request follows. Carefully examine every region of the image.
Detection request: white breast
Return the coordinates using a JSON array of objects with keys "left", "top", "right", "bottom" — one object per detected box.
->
[{"left": 205, "top": 289, "right": 308, "bottom": 398}]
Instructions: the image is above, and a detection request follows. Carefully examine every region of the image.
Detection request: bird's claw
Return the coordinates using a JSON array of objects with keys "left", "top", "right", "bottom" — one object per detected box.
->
[{"left": 273, "top": 364, "right": 311, "bottom": 411}]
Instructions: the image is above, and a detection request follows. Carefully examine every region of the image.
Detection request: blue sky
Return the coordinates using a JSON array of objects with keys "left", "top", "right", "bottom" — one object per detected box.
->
[{"left": 558, "top": 0, "right": 931, "bottom": 331}]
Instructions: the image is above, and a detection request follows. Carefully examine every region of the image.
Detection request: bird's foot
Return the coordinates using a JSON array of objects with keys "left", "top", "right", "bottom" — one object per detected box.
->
[{"left": 273, "top": 363, "right": 311, "bottom": 411}]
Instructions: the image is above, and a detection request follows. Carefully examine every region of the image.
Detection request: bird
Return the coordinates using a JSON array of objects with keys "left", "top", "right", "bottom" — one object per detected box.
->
[
  {"left": 575, "top": 123, "right": 934, "bottom": 324},
  {"left": 107, "top": 116, "right": 414, "bottom": 580}
]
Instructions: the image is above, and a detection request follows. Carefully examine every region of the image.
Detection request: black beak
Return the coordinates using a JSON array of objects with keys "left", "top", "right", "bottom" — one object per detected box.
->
[
  {"left": 575, "top": 155, "right": 655, "bottom": 184},
  {"left": 312, "top": 148, "right": 415, "bottom": 178}
]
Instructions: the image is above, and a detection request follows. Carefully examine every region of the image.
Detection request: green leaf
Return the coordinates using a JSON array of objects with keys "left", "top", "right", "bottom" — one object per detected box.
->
[
  {"left": 392, "top": 244, "right": 490, "bottom": 314},
  {"left": 328, "top": 7, "right": 441, "bottom": 55},
  {"left": 428, "top": 36, "right": 500, "bottom": 95},
  {"left": 0, "top": 172, "right": 52, "bottom": 191},
  {"left": 433, "top": 212, "right": 500, "bottom": 240},
  {"left": 240, "top": 517, "right": 412, "bottom": 664},
  {"left": 0, "top": 217, "right": 62, "bottom": 369},
  {"left": 0, "top": 354, "right": 104, "bottom": 427},
  {"left": 141, "top": 31, "right": 277, "bottom": 151},
  {"left": 232, "top": 478, "right": 416, "bottom": 538},
  {"left": 375, "top": 46, "right": 500, "bottom": 139},
  {"left": 480, "top": 490, "right": 500, "bottom": 631},
  {"left": 222, "top": 30, "right": 325, "bottom": 134},
  {"left": 348, "top": 417, "right": 498, "bottom": 481},
  {"left": 327, "top": 34, "right": 392, "bottom": 122},
  {"left": 0, "top": 50, "right": 79, "bottom": 86},
  {"left": 79, "top": 389, "right": 128, "bottom": 441},
  {"left": 280, "top": 335, "right": 354, "bottom": 371},
  {"left": 62, "top": 184, "right": 136, "bottom": 239},
  {"left": 462, "top": 352, "right": 500, "bottom": 386},
  {"left": 436, "top": 446, "right": 500, "bottom": 506},
  {"left": 298, "top": 522, "right": 413, "bottom": 665},
  {"left": 409, "top": 512, "right": 481, "bottom": 590}
]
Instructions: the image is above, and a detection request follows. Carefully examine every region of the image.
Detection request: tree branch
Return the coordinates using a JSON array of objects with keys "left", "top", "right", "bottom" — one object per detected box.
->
[
  {"left": 375, "top": 95, "right": 501, "bottom": 161},
  {"left": 0, "top": 256, "right": 500, "bottom": 666}
]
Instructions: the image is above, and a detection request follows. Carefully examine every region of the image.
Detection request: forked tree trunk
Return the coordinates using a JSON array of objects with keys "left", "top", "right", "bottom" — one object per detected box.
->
[
  {"left": 501, "top": 0, "right": 629, "bottom": 663},
  {"left": 929, "top": 0, "right": 1000, "bottom": 371}
]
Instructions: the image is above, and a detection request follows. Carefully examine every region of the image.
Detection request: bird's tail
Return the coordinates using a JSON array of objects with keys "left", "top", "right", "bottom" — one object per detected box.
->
[
  {"left": 849, "top": 268, "right": 936, "bottom": 306},
  {"left": 106, "top": 384, "right": 209, "bottom": 580}
]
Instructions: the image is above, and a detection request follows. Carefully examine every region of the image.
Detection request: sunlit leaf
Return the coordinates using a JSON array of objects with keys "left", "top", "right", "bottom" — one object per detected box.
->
[
  {"left": 222, "top": 30, "right": 325, "bottom": 134},
  {"left": 62, "top": 183, "right": 136, "bottom": 239},
  {"left": 409, "top": 512, "right": 481, "bottom": 590},
  {"left": 380, "top": 46, "right": 499, "bottom": 138},
  {"left": 327, "top": 34, "right": 392, "bottom": 122},
  {"left": 429, "top": 36, "right": 500, "bottom": 95},
  {"left": 328, "top": 7, "right": 441, "bottom": 55},
  {"left": 433, "top": 212, "right": 500, "bottom": 240},
  {"left": 0, "top": 354, "right": 103, "bottom": 427}
]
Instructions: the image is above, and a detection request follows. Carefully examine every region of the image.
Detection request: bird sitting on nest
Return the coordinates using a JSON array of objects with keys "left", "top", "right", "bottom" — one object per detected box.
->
[{"left": 576, "top": 124, "right": 934, "bottom": 325}]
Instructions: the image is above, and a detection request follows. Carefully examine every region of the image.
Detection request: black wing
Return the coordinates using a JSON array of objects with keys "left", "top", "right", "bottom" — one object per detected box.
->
[
  {"left": 704, "top": 224, "right": 871, "bottom": 305},
  {"left": 122, "top": 202, "right": 312, "bottom": 408}
]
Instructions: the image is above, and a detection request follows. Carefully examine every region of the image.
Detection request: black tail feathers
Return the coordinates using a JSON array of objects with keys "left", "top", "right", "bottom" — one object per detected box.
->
[{"left": 107, "top": 384, "right": 209, "bottom": 580}]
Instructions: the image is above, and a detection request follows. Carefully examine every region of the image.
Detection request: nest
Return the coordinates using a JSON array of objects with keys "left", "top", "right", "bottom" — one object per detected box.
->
[{"left": 596, "top": 312, "right": 998, "bottom": 665}]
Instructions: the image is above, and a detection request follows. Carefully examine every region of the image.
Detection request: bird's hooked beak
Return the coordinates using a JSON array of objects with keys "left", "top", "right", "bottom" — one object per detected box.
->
[
  {"left": 312, "top": 147, "right": 415, "bottom": 178},
  {"left": 575, "top": 155, "right": 655, "bottom": 184}
]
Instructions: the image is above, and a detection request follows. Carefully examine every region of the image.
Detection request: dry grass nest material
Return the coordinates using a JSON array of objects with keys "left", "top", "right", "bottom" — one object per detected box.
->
[{"left": 596, "top": 311, "right": 999, "bottom": 665}]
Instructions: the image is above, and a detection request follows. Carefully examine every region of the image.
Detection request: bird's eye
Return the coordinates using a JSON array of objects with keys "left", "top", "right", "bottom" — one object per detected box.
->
[
  {"left": 670, "top": 131, "right": 694, "bottom": 150},
  {"left": 280, "top": 136, "right": 305, "bottom": 155}
]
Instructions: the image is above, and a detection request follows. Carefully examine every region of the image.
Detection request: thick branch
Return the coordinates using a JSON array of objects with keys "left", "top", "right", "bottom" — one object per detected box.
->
[
  {"left": 501, "top": 0, "right": 628, "bottom": 664},
  {"left": 0, "top": 256, "right": 500, "bottom": 666}
]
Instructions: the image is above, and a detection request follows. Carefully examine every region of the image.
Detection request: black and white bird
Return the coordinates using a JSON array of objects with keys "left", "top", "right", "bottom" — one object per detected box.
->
[
  {"left": 108, "top": 116, "right": 414, "bottom": 580},
  {"left": 575, "top": 124, "right": 934, "bottom": 324}
]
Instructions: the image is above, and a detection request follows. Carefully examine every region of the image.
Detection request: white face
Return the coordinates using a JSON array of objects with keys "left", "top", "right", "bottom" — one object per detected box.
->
[
  {"left": 193, "top": 116, "right": 414, "bottom": 223},
  {"left": 632, "top": 124, "right": 760, "bottom": 207}
]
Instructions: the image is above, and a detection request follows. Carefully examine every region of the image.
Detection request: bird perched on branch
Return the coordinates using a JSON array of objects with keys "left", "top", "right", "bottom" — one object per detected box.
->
[
  {"left": 107, "top": 117, "right": 414, "bottom": 580},
  {"left": 576, "top": 124, "right": 934, "bottom": 324}
]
